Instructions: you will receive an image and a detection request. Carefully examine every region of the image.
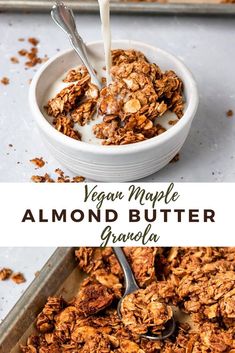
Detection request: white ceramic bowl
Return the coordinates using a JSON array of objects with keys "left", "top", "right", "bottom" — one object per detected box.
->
[{"left": 29, "top": 40, "right": 199, "bottom": 182}]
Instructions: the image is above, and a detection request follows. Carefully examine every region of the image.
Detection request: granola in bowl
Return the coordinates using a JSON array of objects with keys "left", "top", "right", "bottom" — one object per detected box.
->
[
  {"left": 30, "top": 40, "right": 198, "bottom": 181},
  {"left": 20, "top": 247, "right": 235, "bottom": 353},
  {"left": 45, "top": 49, "right": 184, "bottom": 146}
]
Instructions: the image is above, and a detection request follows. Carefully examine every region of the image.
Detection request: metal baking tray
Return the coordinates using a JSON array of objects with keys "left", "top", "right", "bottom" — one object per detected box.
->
[
  {"left": 0, "top": 247, "right": 83, "bottom": 353},
  {"left": 0, "top": 247, "right": 193, "bottom": 353},
  {"left": 0, "top": 0, "right": 235, "bottom": 15}
]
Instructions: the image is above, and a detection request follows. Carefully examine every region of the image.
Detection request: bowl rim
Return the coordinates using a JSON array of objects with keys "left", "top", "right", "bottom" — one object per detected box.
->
[{"left": 29, "top": 39, "right": 199, "bottom": 156}]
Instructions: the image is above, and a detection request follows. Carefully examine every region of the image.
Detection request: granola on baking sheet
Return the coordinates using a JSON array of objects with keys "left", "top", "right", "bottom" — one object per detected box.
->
[
  {"left": 45, "top": 49, "right": 184, "bottom": 145},
  {"left": 20, "top": 247, "right": 235, "bottom": 353},
  {"left": 121, "top": 284, "right": 173, "bottom": 335}
]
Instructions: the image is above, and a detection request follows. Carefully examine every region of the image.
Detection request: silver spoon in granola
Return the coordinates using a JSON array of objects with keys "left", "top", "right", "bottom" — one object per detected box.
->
[
  {"left": 113, "top": 247, "right": 176, "bottom": 340},
  {"left": 51, "top": 1, "right": 102, "bottom": 89}
]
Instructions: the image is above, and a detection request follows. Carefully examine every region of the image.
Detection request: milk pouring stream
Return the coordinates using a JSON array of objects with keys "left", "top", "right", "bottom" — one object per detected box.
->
[{"left": 98, "top": 0, "right": 112, "bottom": 85}]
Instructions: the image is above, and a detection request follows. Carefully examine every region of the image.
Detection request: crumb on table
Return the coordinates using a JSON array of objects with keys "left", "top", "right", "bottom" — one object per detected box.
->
[
  {"left": 31, "top": 168, "right": 85, "bottom": 183},
  {"left": 11, "top": 272, "right": 26, "bottom": 284},
  {"left": 226, "top": 109, "right": 234, "bottom": 118},
  {"left": 0, "top": 268, "right": 13, "bottom": 281},
  {"left": 30, "top": 157, "right": 46, "bottom": 168},
  {"left": 1, "top": 77, "right": 10, "bottom": 85}
]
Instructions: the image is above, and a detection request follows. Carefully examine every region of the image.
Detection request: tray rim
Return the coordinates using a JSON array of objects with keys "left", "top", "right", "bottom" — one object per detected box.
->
[
  {"left": 0, "top": 1, "right": 235, "bottom": 15},
  {"left": 0, "top": 247, "right": 75, "bottom": 353}
]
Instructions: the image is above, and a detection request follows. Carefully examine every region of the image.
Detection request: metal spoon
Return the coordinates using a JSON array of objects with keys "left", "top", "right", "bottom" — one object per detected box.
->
[
  {"left": 51, "top": 1, "right": 102, "bottom": 89},
  {"left": 112, "top": 247, "right": 176, "bottom": 340}
]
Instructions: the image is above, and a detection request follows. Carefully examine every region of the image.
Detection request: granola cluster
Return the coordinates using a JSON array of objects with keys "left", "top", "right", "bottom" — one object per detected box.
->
[
  {"left": 46, "top": 49, "right": 184, "bottom": 145},
  {"left": 94, "top": 50, "right": 183, "bottom": 145},
  {"left": 45, "top": 66, "right": 97, "bottom": 141},
  {"left": 165, "top": 247, "right": 235, "bottom": 327},
  {"left": 20, "top": 247, "right": 235, "bottom": 353},
  {"left": 121, "top": 284, "right": 173, "bottom": 335}
]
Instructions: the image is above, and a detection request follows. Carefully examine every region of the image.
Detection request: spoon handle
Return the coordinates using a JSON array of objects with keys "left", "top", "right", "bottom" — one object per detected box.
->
[
  {"left": 51, "top": 2, "right": 102, "bottom": 89},
  {"left": 112, "top": 247, "right": 139, "bottom": 296}
]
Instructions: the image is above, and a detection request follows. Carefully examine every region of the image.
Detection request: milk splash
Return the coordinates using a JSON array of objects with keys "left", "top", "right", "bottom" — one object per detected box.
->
[{"left": 98, "top": 0, "right": 112, "bottom": 85}]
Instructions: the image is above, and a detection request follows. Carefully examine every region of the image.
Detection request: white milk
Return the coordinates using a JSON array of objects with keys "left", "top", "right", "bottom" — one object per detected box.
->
[{"left": 98, "top": 0, "right": 112, "bottom": 85}]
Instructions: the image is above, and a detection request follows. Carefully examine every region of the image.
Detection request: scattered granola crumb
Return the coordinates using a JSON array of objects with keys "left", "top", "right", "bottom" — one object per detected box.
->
[
  {"left": 10, "top": 56, "right": 19, "bottom": 64},
  {"left": 30, "top": 157, "right": 46, "bottom": 168},
  {"left": 0, "top": 268, "right": 13, "bottom": 281},
  {"left": 170, "top": 153, "right": 180, "bottom": 163},
  {"left": 18, "top": 38, "right": 25, "bottom": 42},
  {"left": 72, "top": 176, "right": 85, "bottom": 183},
  {"left": 31, "top": 168, "right": 85, "bottom": 183},
  {"left": 28, "top": 37, "right": 39, "bottom": 46},
  {"left": 18, "top": 49, "right": 28, "bottom": 56},
  {"left": 55, "top": 168, "right": 64, "bottom": 176},
  {"left": 226, "top": 109, "right": 234, "bottom": 118},
  {"left": 25, "top": 47, "right": 42, "bottom": 67},
  {"left": 31, "top": 173, "right": 54, "bottom": 183},
  {"left": 1, "top": 77, "right": 9, "bottom": 85},
  {"left": 11, "top": 272, "right": 26, "bottom": 284},
  {"left": 9, "top": 144, "right": 13, "bottom": 147},
  {"left": 16, "top": 38, "right": 46, "bottom": 69}
]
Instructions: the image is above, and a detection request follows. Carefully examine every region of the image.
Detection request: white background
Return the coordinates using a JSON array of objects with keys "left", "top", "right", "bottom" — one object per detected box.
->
[{"left": 0, "top": 183, "right": 234, "bottom": 247}]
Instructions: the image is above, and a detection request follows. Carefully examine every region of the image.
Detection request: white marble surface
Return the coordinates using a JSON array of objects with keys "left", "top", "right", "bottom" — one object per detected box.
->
[
  {"left": 0, "top": 247, "right": 55, "bottom": 323},
  {"left": 0, "top": 12, "right": 235, "bottom": 323},
  {"left": 0, "top": 13, "right": 235, "bottom": 182}
]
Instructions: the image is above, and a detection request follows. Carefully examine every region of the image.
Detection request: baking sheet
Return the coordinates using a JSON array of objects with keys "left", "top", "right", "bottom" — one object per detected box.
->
[
  {"left": 0, "top": 248, "right": 83, "bottom": 353},
  {"left": 0, "top": 0, "right": 235, "bottom": 15},
  {"left": 0, "top": 247, "right": 193, "bottom": 353}
]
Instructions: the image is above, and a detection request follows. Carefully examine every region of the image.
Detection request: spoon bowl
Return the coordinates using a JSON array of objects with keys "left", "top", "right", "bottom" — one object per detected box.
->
[
  {"left": 113, "top": 247, "right": 176, "bottom": 341},
  {"left": 51, "top": 1, "right": 102, "bottom": 89}
]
